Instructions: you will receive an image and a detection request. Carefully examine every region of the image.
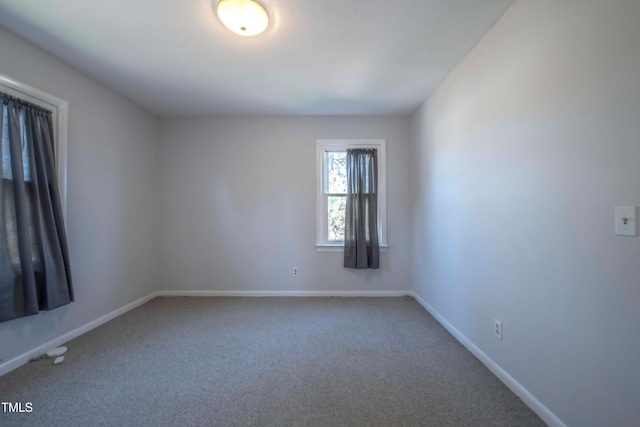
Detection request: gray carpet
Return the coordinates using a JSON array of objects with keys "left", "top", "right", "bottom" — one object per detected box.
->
[{"left": 0, "top": 297, "right": 545, "bottom": 426}]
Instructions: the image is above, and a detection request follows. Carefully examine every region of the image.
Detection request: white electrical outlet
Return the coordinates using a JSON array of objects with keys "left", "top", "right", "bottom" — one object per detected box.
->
[
  {"left": 292, "top": 267, "right": 299, "bottom": 277},
  {"left": 494, "top": 319, "right": 503, "bottom": 340}
]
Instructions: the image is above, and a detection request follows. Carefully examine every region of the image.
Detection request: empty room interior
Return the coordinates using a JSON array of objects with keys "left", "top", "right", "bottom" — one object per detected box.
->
[{"left": 1, "top": 0, "right": 639, "bottom": 426}]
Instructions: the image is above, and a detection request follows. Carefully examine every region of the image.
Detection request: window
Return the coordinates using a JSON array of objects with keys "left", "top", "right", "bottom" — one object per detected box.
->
[
  {"left": 1, "top": 75, "right": 73, "bottom": 321},
  {"left": 0, "top": 73, "right": 68, "bottom": 220},
  {"left": 316, "top": 139, "right": 387, "bottom": 251}
]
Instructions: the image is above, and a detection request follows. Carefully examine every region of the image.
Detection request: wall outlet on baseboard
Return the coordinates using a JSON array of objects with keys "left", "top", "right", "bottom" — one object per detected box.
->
[
  {"left": 292, "top": 267, "right": 299, "bottom": 277},
  {"left": 494, "top": 319, "right": 503, "bottom": 340}
]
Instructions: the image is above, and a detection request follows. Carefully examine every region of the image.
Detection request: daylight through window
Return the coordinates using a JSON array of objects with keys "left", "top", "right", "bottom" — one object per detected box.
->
[{"left": 316, "top": 139, "right": 387, "bottom": 251}]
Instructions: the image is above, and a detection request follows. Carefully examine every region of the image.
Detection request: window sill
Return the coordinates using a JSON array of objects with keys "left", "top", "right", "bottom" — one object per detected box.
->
[{"left": 315, "top": 244, "right": 389, "bottom": 253}]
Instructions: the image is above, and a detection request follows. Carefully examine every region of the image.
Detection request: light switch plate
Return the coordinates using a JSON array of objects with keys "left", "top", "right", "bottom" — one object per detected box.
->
[{"left": 615, "top": 206, "right": 637, "bottom": 236}]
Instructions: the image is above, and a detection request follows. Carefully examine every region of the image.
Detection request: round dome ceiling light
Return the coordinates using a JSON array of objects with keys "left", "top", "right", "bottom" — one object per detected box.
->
[{"left": 216, "top": 0, "right": 269, "bottom": 37}]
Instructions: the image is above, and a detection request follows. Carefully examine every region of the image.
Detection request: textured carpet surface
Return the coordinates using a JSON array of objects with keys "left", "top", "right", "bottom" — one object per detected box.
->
[{"left": 0, "top": 297, "right": 545, "bottom": 426}]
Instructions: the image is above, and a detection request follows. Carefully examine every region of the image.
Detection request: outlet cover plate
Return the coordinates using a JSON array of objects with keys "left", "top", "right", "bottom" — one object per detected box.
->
[{"left": 494, "top": 319, "right": 503, "bottom": 340}]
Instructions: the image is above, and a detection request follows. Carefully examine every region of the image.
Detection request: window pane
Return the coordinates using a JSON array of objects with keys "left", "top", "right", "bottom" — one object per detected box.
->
[
  {"left": 326, "top": 151, "right": 347, "bottom": 194},
  {"left": 327, "top": 195, "right": 346, "bottom": 241}
]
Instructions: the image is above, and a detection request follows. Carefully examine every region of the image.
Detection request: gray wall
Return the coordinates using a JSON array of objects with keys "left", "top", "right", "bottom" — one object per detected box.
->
[
  {"left": 0, "top": 27, "right": 159, "bottom": 364},
  {"left": 410, "top": 0, "right": 640, "bottom": 426},
  {"left": 158, "top": 116, "right": 412, "bottom": 293}
]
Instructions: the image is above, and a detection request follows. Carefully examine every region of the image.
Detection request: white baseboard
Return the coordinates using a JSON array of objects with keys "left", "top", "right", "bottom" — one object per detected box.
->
[
  {"left": 409, "top": 291, "right": 566, "bottom": 427},
  {"left": 0, "top": 292, "right": 159, "bottom": 377},
  {"left": 156, "top": 290, "right": 411, "bottom": 297}
]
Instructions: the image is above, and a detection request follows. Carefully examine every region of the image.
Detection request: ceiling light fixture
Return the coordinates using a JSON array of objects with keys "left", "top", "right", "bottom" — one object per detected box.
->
[{"left": 216, "top": 0, "right": 269, "bottom": 37}]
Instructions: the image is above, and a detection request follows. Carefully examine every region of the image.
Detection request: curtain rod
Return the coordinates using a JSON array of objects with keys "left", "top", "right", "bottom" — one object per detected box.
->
[{"left": 0, "top": 90, "right": 53, "bottom": 115}]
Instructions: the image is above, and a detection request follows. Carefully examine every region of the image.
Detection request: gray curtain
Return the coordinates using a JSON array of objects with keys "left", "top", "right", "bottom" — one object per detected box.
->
[
  {"left": 344, "top": 148, "right": 379, "bottom": 269},
  {"left": 0, "top": 91, "right": 73, "bottom": 322}
]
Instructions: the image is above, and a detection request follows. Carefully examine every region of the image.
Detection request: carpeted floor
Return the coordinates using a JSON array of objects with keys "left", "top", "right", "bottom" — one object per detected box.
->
[{"left": 0, "top": 297, "right": 546, "bottom": 426}]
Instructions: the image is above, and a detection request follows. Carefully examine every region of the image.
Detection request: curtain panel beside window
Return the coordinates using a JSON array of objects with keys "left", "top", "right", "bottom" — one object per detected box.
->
[
  {"left": 0, "top": 91, "right": 73, "bottom": 322},
  {"left": 344, "top": 148, "right": 379, "bottom": 269}
]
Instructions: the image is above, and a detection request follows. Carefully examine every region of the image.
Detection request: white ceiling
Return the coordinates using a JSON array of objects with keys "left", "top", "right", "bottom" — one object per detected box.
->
[{"left": 0, "top": 0, "right": 514, "bottom": 117}]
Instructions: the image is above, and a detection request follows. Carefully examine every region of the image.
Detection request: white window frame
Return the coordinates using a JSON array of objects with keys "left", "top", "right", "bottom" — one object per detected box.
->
[
  {"left": 316, "top": 139, "right": 387, "bottom": 252},
  {"left": 0, "top": 73, "right": 69, "bottom": 224}
]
